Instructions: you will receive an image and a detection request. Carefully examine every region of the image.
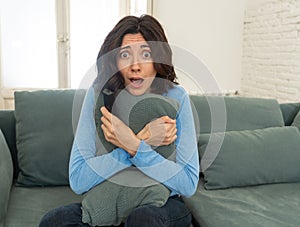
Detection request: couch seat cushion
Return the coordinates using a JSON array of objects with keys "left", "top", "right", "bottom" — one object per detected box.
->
[
  {"left": 5, "top": 185, "right": 82, "bottom": 227},
  {"left": 184, "top": 178, "right": 300, "bottom": 227}
]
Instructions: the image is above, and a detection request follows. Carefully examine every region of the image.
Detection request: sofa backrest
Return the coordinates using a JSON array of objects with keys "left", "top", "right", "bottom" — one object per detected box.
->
[
  {"left": 280, "top": 102, "right": 300, "bottom": 126},
  {"left": 0, "top": 90, "right": 299, "bottom": 182},
  {"left": 0, "top": 111, "right": 18, "bottom": 179}
]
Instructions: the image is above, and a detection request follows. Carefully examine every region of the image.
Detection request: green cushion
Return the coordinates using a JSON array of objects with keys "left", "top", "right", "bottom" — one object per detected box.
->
[
  {"left": 291, "top": 111, "right": 300, "bottom": 131},
  {"left": 5, "top": 185, "right": 82, "bottom": 227},
  {"left": 82, "top": 90, "right": 178, "bottom": 226},
  {"left": 95, "top": 89, "right": 179, "bottom": 157},
  {"left": 0, "top": 130, "right": 13, "bottom": 226},
  {"left": 190, "top": 96, "right": 284, "bottom": 134},
  {"left": 199, "top": 126, "right": 300, "bottom": 189},
  {"left": 184, "top": 178, "right": 300, "bottom": 227},
  {"left": 14, "top": 90, "right": 76, "bottom": 186},
  {"left": 82, "top": 173, "right": 170, "bottom": 226}
]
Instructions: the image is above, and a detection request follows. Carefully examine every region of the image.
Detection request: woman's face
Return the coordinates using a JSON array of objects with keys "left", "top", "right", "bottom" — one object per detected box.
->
[{"left": 117, "top": 33, "right": 157, "bottom": 96}]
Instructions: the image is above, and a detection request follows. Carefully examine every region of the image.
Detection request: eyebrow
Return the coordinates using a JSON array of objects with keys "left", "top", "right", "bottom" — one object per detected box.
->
[
  {"left": 140, "top": 44, "right": 150, "bottom": 49},
  {"left": 120, "top": 44, "right": 151, "bottom": 50}
]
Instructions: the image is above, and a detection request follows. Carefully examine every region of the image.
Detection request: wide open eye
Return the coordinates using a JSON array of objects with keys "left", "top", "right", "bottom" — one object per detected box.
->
[
  {"left": 120, "top": 51, "right": 130, "bottom": 59},
  {"left": 142, "top": 50, "right": 152, "bottom": 59}
]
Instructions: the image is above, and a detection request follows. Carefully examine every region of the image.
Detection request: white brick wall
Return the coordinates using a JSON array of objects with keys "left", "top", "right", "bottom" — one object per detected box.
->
[{"left": 241, "top": 0, "right": 300, "bottom": 102}]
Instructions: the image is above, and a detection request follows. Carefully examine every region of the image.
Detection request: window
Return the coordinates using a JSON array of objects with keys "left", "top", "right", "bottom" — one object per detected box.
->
[
  {"left": 70, "top": 0, "right": 121, "bottom": 88},
  {"left": 0, "top": 0, "right": 151, "bottom": 109},
  {"left": 130, "top": 0, "right": 152, "bottom": 17},
  {"left": 70, "top": 0, "right": 152, "bottom": 88},
  {"left": 0, "top": 0, "right": 58, "bottom": 88}
]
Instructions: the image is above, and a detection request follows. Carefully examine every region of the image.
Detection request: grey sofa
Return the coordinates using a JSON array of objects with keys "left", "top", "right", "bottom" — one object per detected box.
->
[{"left": 0, "top": 89, "right": 300, "bottom": 227}]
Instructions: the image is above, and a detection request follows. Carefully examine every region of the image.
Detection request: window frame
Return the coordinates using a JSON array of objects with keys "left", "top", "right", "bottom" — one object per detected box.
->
[{"left": 0, "top": 0, "right": 152, "bottom": 109}]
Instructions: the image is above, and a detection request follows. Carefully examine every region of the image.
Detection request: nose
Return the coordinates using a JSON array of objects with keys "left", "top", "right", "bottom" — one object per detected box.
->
[
  {"left": 130, "top": 55, "right": 141, "bottom": 73},
  {"left": 131, "top": 63, "right": 141, "bottom": 73}
]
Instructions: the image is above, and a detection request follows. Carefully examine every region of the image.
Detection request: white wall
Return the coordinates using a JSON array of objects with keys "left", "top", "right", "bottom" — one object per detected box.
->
[
  {"left": 245, "top": 0, "right": 273, "bottom": 9},
  {"left": 241, "top": 0, "right": 300, "bottom": 102},
  {"left": 152, "top": 0, "right": 245, "bottom": 94}
]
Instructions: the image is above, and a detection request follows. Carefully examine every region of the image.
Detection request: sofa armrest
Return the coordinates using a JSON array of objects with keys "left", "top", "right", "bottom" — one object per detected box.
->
[{"left": 0, "top": 130, "right": 13, "bottom": 227}]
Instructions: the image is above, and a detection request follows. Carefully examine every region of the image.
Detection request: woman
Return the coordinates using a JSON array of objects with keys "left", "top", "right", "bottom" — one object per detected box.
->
[{"left": 40, "top": 14, "right": 199, "bottom": 227}]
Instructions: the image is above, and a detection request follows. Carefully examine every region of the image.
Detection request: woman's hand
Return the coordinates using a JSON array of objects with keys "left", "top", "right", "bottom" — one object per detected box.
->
[
  {"left": 137, "top": 116, "right": 177, "bottom": 147},
  {"left": 100, "top": 107, "right": 140, "bottom": 156}
]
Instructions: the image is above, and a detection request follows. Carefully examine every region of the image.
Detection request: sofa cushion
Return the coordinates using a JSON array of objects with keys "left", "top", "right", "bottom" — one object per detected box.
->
[
  {"left": 82, "top": 177, "right": 170, "bottom": 226},
  {"left": 184, "top": 178, "right": 300, "bottom": 227},
  {"left": 190, "top": 96, "right": 284, "bottom": 134},
  {"left": 95, "top": 89, "right": 179, "bottom": 157},
  {"left": 0, "top": 130, "right": 13, "bottom": 226},
  {"left": 199, "top": 126, "right": 300, "bottom": 189},
  {"left": 15, "top": 90, "right": 76, "bottom": 186},
  {"left": 291, "top": 111, "right": 300, "bottom": 131},
  {"left": 5, "top": 185, "right": 82, "bottom": 227}
]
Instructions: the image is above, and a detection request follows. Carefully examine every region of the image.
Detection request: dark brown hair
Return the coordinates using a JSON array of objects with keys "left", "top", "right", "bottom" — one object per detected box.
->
[{"left": 93, "top": 14, "right": 177, "bottom": 94}]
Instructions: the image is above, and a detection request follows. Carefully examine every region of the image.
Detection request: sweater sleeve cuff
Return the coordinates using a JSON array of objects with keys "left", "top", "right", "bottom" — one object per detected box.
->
[
  {"left": 130, "top": 140, "right": 161, "bottom": 167},
  {"left": 110, "top": 148, "right": 132, "bottom": 167}
]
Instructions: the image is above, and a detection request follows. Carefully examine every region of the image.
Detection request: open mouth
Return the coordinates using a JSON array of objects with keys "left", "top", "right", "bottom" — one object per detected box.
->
[{"left": 129, "top": 78, "right": 144, "bottom": 88}]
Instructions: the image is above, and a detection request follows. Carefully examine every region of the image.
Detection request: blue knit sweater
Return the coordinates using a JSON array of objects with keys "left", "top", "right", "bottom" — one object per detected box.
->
[{"left": 69, "top": 85, "right": 199, "bottom": 197}]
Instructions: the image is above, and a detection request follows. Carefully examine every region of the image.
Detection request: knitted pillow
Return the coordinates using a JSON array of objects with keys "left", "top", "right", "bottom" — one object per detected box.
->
[
  {"left": 81, "top": 90, "right": 179, "bottom": 226},
  {"left": 95, "top": 89, "right": 179, "bottom": 157},
  {"left": 82, "top": 173, "right": 170, "bottom": 226}
]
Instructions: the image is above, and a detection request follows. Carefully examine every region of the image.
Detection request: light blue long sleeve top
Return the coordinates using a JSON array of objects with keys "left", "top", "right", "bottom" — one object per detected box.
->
[{"left": 69, "top": 85, "right": 199, "bottom": 197}]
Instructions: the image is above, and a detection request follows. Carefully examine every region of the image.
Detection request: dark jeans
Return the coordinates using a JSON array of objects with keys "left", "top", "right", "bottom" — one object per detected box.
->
[{"left": 39, "top": 196, "right": 192, "bottom": 227}]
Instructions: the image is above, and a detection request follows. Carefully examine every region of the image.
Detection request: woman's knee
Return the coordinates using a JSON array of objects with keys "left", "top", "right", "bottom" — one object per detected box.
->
[
  {"left": 39, "top": 203, "right": 83, "bottom": 227},
  {"left": 125, "top": 197, "right": 192, "bottom": 227},
  {"left": 125, "top": 205, "right": 165, "bottom": 227}
]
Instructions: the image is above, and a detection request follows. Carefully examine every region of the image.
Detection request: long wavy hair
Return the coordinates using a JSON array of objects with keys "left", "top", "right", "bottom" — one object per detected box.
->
[{"left": 93, "top": 14, "right": 177, "bottom": 94}]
